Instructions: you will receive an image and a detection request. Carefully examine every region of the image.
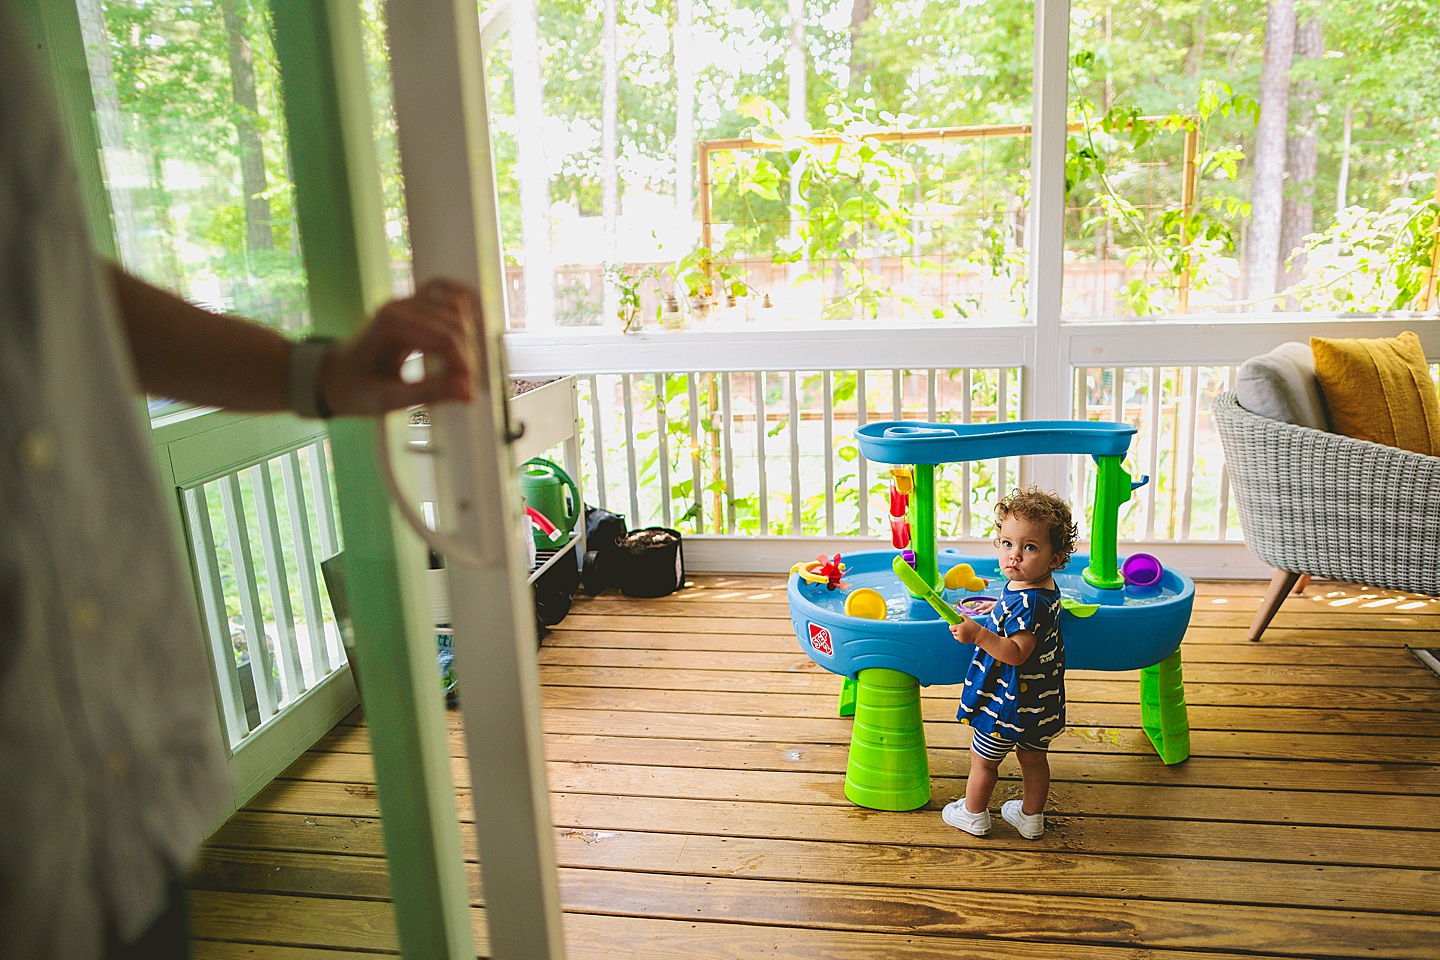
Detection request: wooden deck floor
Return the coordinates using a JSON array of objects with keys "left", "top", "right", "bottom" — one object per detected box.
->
[{"left": 189, "top": 575, "right": 1440, "bottom": 959}]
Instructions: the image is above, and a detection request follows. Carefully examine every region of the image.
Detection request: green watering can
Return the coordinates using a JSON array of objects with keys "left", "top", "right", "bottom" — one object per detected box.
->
[{"left": 519, "top": 457, "right": 581, "bottom": 551}]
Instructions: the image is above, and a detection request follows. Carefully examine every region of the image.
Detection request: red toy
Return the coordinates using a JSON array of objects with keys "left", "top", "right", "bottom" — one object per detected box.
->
[{"left": 813, "top": 553, "right": 849, "bottom": 591}]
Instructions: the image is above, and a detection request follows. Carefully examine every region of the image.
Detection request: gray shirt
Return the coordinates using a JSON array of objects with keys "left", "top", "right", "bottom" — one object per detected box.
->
[{"left": 0, "top": 9, "right": 231, "bottom": 956}]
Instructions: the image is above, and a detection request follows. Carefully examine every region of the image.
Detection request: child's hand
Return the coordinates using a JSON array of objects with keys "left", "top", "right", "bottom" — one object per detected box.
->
[
  {"left": 950, "top": 618, "right": 978, "bottom": 645},
  {"left": 966, "top": 598, "right": 996, "bottom": 616}
]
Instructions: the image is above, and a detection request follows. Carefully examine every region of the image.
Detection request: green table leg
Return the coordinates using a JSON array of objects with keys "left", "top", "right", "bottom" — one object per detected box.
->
[
  {"left": 837, "top": 675, "right": 858, "bottom": 717},
  {"left": 1140, "top": 648, "right": 1191, "bottom": 764},
  {"left": 844, "top": 667, "right": 930, "bottom": 811}
]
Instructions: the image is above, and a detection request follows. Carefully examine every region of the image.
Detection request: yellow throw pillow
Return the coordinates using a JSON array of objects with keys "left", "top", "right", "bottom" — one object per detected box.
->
[{"left": 1310, "top": 331, "right": 1440, "bottom": 456}]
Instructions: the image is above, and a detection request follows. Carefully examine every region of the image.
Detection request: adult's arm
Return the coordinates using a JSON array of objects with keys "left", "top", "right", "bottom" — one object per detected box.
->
[{"left": 108, "top": 264, "right": 476, "bottom": 416}]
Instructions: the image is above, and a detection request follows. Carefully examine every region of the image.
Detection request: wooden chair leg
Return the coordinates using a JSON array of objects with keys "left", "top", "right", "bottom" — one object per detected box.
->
[
  {"left": 1293, "top": 574, "right": 1311, "bottom": 595},
  {"left": 1249, "top": 569, "right": 1301, "bottom": 642}
]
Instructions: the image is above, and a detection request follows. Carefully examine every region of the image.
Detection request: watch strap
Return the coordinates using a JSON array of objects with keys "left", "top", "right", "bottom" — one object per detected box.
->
[{"left": 289, "top": 336, "right": 337, "bottom": 419}]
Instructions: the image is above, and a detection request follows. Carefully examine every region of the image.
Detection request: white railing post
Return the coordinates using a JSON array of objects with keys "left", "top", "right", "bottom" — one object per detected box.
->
[
  {"left": 822, "top": 370, "right": 834, "bottom": 537},
  {"left": 307, "top": 441, "right": 340, "bottom": 559},
  {"left": 622, "top": 374, "right": 641, "bottom": 523},
  {"left": 722, "top": 373, "right": 736, "bottom": 534},
  {"left": 250, "top": 460, "right": 307, "bottom": 700},
  {"left": 587, "top": 374, "right": 607, "bottom": 511},
  {"left": 788, "top": 370, "right": 802, "bottom": 535},
  {"left": 185, "top": 486, "right": 248, "bottom": 746},
  {"left": 688, "top": 374, "right": 703, "bottom": 533},
  {"left": 754, "top": 371, "right": 768, "bottom": 535},
  {"left": 282, "top": 451, "right": 331, "bottom": 677},
  {"left": 1026, "top": 0, "right": 1071, "bottom": 497},
  {"left": 220, "top": 475, "right": 279, "bottom": 719}
]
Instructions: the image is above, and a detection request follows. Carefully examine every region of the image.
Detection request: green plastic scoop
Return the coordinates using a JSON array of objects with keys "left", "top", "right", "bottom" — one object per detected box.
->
[
  {"left": 893, "top": 555, "right": 1102, "bottom": 621},
  {"left": 892, "top": 555, "right": 967, "bottom": 626}
]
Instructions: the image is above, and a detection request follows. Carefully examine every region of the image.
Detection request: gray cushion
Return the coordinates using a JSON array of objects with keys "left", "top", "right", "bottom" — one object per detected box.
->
[{"left": 1234, "top": 341, "right": 1331, "bottom": 431}]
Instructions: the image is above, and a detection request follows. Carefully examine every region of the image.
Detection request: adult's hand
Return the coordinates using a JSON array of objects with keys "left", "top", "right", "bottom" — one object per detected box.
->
[{"left": 320, "top": 278, "right": 479, "bottom": 416}]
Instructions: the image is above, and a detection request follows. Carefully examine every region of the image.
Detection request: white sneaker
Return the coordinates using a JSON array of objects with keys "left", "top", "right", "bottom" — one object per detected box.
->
[
  {"left": 941, "top": 800, "right": 991, "bottom": 836},
  {"left": 1001, "top": 799, "right": 1044, "bottom": 838}
]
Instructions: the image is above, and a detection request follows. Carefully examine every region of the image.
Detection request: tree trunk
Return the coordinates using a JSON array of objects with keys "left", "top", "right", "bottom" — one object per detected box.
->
[
  {"left": 1245, "top": 0, "right": 1295, "bottom": 305},
  {"left": 1182, "top": 1, "right": 1208, "bottom": 77},
  {"left": 601, "top": 0, "right": 620, "bottom": 324},
  {"left": 847, "top": 0, "right": 874, "bottom": 95},
  {"left": 75, "top": 0, "right": 147, "bottom": 271},
  {"left": 220, "top": 0, "right": 273, "bottom": 253},
  {"left": 512, "top": 0, "right": 557, "bottom": 328},
  {"left": 674, "top": 0, "right": 695, "bottom": 247},
  {"left": 1335, "top": 99, "right": 1352, "bottom": 218},
  {"left": 1279, "top": 16, "right": 1322, "bottom": 298}
]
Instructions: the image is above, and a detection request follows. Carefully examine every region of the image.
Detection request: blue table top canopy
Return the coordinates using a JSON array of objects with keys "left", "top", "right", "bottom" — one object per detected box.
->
[{"left": 855, "top": 420, "right": 1137, "bottom": 465}]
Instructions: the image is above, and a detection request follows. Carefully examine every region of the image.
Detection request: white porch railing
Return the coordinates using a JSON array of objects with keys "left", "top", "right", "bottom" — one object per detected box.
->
[
  {"left": 505, "top": 316, "right": 1439, "bottom": 577},
  {"left": 181, "top": 438, "right": 345, "bottom": 748}
]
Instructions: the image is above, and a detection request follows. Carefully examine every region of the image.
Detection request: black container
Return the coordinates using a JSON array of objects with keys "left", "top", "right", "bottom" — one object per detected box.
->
[
  {"left": 581, "top": 505, "right": 628, "bottom": 594},
  {"left": 616, "top": 527, "right": 685, "bottom": 598}
]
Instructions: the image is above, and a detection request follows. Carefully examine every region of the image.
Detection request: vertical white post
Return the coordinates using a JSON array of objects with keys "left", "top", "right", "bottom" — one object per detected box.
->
[
  {"left": 788, "top": 370, "right": 801, "bottom": 535},
  {"left": 251, "top": 461, "right": 307, "bottom": 700},
  {"left": 961, "top": 369, "right": 973, "bottom": 537},
  {"left": 561, "top": 377, "right": 586, "bottom": 562},
  {"left": 623, "top": 374, "right": 641, "bottom": 523},
  {"left": 1145, "top": 366, "right": 1163, "bottom": 538},
  {"left": 997, "top": 367, "right": 1010, "bottom": 499},
  {"left": 588, "top": 374, "right": 608, "bottom": 511},
  {"left": 754, "top": 371, "right": 768, "bottom": 535},
  {"left": 220, "top": 474, "right": 279, "bottom": 719},
  {"left": 307, "top": 441, "right": 341, "bottom": 558},
  {"left": 856, "top": 369, "right": 868, "bottom": 536},
  {"left": 654, "top": 373, "right": 672, "bottom": 528},
  {"left": 1179, "top": 367, "right": 1200, "bottom": 540},
  {"left": 386, "top": 1, "right": 567, "bottom": 956},
  {"left": 822, "top": 370, "right": 834, "bottom": 536},
  {"left": 687, "top": 374, "right": 703, "bottom": 533},
  {"left": 722, "top": 373, "right": 736, "bottom": 534},
  {"left": 1026, "top": 0, "right": 1071, "bottom": 496},
  {"left": 282, "top": 451, "right": 331, "bottom": 677},
  {"left": 186, "top": 485, "right": 248, "bottom": 745}
]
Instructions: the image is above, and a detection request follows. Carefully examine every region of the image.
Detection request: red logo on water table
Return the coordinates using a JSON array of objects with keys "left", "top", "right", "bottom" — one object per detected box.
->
[{"left": 808, "top": 623, "right": 833, "bottom": 656}]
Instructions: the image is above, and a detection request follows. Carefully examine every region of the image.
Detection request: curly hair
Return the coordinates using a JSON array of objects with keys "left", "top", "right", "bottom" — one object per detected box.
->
[{"left": 993, "top": 486, "right": 1078, "bottom": 567}]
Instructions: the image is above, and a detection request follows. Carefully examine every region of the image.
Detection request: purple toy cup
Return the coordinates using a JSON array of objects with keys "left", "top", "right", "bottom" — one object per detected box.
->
[{"left": 1121, "top": 552, "right": 1163, "bottom": 588}]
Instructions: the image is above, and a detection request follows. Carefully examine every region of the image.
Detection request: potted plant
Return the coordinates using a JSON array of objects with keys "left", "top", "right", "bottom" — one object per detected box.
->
[
  {"left": 670, "top": 246, "right": 718, "bottom": 325},
  {"left": 603, "top": 262, "right": 649, "bottom": 334},
  {"left": 670, "top": 245, "right": 752, "bottom": 326}
]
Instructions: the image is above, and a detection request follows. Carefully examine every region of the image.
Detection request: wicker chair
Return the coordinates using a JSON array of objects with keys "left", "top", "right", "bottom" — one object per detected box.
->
[{"left": 1213, "top": 391, "right": 1440, "bottom": 640}]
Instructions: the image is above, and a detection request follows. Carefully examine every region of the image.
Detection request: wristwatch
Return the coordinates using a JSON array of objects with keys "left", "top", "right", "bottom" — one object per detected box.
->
[{"left": 289, "top": 335, "right": 337, "bottom": 419}]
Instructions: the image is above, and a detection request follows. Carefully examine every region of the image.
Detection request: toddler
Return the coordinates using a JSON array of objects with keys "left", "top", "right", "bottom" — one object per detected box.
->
[{"left": 942, "top": 486, "right": 1076, "bottom": 839}]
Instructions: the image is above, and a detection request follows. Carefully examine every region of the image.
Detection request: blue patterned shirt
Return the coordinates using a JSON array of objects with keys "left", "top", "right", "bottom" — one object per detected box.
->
[{"left": 956, "top": 584, "right": 1066, "bottom": 741}]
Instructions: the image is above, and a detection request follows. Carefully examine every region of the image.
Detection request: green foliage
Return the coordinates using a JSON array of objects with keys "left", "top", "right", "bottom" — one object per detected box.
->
[
  {"left": 740, "top": 98, "right": 928, "bottom": 321},
  {"left": 100, "top": 0, "right": 313, "bottom": 329},
  {"left": 1288, "top": 198, "right": 1440, "bottom": 312},
  {"left": 603, "top": 261, "right": 657, "bottom": 330},
  {"left": 1066, "top": 72, "right": 1260, "bottom": 317}
]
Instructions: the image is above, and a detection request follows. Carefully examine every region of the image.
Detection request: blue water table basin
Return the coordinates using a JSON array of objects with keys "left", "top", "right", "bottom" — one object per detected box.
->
[{"left": 787, "top": 419, "right": 1195, "bottom": 812}]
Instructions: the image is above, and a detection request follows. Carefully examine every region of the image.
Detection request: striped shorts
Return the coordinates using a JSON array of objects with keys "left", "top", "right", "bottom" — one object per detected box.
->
[{"left": 970, "top": 727, "right": 1060, "bottom": 762}]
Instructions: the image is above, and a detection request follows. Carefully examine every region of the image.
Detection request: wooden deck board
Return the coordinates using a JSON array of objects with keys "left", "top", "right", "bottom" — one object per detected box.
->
[{"left": 192, "top": 576, "right": 1440, "bottom": 958}]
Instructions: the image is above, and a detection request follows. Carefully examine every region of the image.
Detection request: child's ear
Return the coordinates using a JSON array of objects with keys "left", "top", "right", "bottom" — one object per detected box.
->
[{"left": 1049, "top": 553, "right": 1065, "bottom": 571}]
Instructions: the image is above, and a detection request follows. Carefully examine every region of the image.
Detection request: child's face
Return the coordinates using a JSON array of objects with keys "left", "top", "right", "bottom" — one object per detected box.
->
[{"left": 995, "top": 513, "right": 1063, "bottom": 585}]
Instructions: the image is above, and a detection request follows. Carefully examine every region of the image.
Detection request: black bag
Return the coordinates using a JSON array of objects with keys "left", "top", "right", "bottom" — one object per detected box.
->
[
  {"left": 533, "top": 541, "right": 580, "bottom": 629},
  {"left": 617, "top": 527, "right": 685, "bottom": 598},
  {"left": 581, "top": 506, "right": 628, "bottom": 594}
]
